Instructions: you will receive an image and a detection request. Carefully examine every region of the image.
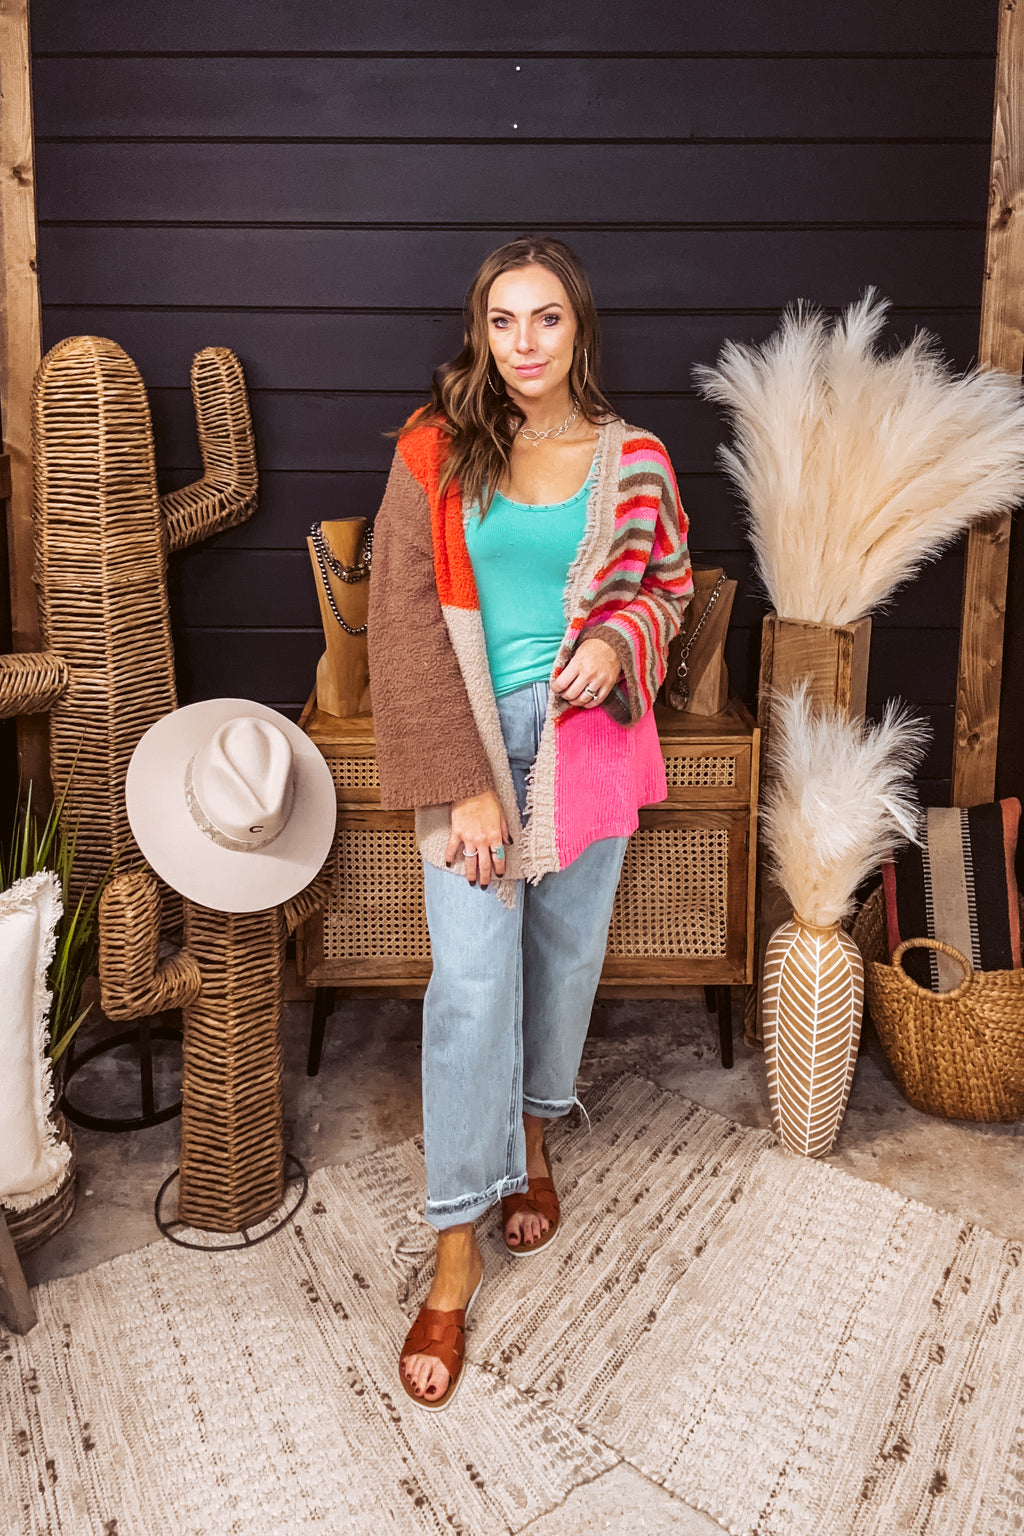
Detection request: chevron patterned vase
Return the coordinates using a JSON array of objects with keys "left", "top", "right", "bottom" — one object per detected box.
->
[{"left": 763, "top": 914, "right": 865, "bottom": 1158}]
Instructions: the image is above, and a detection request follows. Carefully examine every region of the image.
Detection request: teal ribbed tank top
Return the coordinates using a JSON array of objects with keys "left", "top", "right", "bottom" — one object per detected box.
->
[{"left": 465, "top": 471, "right": 593, "bottom": 698}]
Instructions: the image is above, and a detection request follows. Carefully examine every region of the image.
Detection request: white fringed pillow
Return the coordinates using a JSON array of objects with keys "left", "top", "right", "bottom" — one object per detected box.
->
[{"left": 0, "top": 870, "right": 71, "bottom": 1210}]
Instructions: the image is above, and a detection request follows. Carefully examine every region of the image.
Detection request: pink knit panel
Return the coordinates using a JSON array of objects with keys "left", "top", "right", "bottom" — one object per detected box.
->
[{"left": 553, "top": 707, "right": 667, "bottom": 868}]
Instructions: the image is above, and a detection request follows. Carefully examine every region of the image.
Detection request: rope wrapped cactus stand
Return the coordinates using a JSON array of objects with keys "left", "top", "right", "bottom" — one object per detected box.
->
[
  {"left": 100, "top": 871, "right": 328, "bottom": 1241},
  {"left": 0, "top": 336, "right": 327, "bottom": 1244},
  {"left": 28, "top": 337, "right": 259, "bottom": 898},
  {"left": 6, "top": 335, "right": 261, "bottom": 1132}
]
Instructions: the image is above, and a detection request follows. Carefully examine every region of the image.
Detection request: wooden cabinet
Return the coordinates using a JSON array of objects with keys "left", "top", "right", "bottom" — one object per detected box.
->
[
  {"left": 296, "top": 697, "right": 759, "bottom": 1066},
  {"left": 601, "top": 701, "right": 759, "bottom": 992}
]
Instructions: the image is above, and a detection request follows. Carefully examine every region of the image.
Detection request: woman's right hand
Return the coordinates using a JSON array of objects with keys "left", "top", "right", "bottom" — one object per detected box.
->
[{"left": 446, "top": 791, "right": 510, "bottom": 888}]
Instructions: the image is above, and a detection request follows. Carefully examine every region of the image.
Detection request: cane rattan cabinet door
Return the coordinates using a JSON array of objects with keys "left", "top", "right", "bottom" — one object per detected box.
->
[
  {"left": 297, "top": 696, "right": 758, "bottom": 993},
  {"left": 298, "top": 806, "right": 434, "bottom": 987},
  {"left": 601, "top": 808, "right": 751, "bottom": 986},
  {"left": 300, "top": 702, "right": 380, "bottom": 808}
]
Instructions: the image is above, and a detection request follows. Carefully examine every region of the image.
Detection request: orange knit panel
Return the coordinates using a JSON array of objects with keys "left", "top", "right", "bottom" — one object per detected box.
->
[{"left": 398, "top": 422, "right": 478, "bottom": 610}]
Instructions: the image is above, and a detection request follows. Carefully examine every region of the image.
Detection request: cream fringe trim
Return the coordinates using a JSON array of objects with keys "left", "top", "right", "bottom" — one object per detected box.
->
[
  {"left": 522, "top": 419, "right": 625, "bottom": 881},
  {"left": 1, "top": 870, "right": 72, "bottom": 1213}
]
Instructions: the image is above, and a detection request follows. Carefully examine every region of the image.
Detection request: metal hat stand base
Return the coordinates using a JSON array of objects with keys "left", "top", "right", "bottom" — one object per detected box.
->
[
  {"left": 95, "top": 871, "right": 329, "bottom": 1254},
  {"left": 61, "top": 1014, "right": 183, "bottom": 1133},
  {"left": 154, "top": 1153, "right": 309, "bottom": 1252}
]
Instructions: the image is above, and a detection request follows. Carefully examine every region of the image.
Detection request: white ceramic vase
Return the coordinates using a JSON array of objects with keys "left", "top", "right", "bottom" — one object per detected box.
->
[{"left": 762, "top": 913, "right": 865, "bottom": 1158}]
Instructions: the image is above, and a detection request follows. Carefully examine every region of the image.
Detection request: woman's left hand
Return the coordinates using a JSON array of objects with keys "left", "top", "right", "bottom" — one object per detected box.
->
[{"left": 551, "top": 636, "right": 621, "bottom": 708}]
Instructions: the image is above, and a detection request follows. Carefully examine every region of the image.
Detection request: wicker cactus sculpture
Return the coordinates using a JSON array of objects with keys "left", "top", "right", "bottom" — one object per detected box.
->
[
  {"left": 0, "top": 336, "right": 259, "bottom": 894},
  {"left": 99, "top": 868, "right": 327, "bottom": 1231},
  {"left": 0, "top": 338, "right": 319, "bottom": 1232}
]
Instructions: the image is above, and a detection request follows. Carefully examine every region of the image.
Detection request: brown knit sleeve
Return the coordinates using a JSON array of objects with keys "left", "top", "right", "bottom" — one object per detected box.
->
[{"left": 368, "top": 452, "right": 495, "bottom": 810}]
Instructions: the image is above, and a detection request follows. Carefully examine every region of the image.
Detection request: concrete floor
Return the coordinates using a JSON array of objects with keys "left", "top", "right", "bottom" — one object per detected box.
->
[{"left": 20, "top": 984, "right": 1024, "bottom": 1535}]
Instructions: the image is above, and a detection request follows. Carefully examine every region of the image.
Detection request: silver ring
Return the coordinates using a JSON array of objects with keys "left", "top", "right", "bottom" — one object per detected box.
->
[
  {"left": 490, "top": 843, "right": 505, "bottom": 859},
  {"left": 463, "top": 846, "right": 477, "bottom": 857},
  {"left": 584, "top": 685, "right": 599, "bottom": 699}
]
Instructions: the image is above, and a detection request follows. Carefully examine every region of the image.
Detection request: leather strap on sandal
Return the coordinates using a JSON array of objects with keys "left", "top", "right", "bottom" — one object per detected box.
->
[
  {"left": 399, "top": 1306, "right": 467, "bottom": 1385},
  {"left": 501, "top": 1177, "right": 560, "bottom": 1227}
]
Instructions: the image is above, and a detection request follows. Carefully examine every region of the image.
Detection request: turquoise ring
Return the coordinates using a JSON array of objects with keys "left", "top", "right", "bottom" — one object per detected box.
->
[{"left": 490, "top": 843, "right": 506, "bottom": 860}]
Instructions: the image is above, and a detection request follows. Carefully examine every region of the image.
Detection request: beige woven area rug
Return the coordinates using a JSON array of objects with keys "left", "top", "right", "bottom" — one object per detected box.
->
[{"left": 4, "top": 1076, "right": 1024, "bottom": 1536}]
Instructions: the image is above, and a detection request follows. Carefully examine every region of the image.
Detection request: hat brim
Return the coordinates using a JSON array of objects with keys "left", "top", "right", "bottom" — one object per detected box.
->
[{"left": 126, "top": 699, "right": 337, "bottom": 914}]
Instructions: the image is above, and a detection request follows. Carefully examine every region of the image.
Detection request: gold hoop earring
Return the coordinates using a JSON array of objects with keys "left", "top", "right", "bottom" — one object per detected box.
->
[
  {"left": 579, "top": 347, "right": 589, "bottom": 394},
  {"left": 487, "top": 371, "right": 505, "bottom": 397}
]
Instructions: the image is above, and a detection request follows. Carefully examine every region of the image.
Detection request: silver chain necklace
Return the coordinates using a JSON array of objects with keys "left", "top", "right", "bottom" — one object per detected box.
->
[
  {"left": 309, "top": 521, "right": 373, "bottom": 636},
  {"left": 518, "top": 404, "right": 580, "bottom": 446},
  {"left": 670, "top": 574, "right": 726, "bottom": 709}
]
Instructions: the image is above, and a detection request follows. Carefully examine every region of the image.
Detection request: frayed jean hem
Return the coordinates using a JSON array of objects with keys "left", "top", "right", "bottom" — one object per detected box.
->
[
  {"left": 424, "top": 1170, "right": 528, "bottom": 1231},
  {"left": 522, "top": 1093, "right": 575, "bottom": 1118},
  {"left": 523, "top": 1092, "right": 592, "bottom": 1131}
]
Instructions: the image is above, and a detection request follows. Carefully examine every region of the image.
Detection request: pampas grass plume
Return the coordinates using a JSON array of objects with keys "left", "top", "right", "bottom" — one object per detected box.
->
[
  {"left": 762, "top": 683, "right": 928, "bottom": 926},
  {"left": 694, "top": 291, "right": 1024, "bottom": 623}
]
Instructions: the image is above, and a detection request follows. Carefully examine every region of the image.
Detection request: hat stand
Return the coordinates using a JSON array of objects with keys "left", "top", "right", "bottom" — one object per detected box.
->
[
  {"left": 100, "top": 869, "right": 327, "bottom": 1239},
  {"left": 0, "top": 338, "right": 259, "bottom": 1153},
  {"left": 28, "top": 336, "right": 257, "bottom": 901},
  {"left": 60, "top": 1012, "right": 184, "bottom": 1134}
]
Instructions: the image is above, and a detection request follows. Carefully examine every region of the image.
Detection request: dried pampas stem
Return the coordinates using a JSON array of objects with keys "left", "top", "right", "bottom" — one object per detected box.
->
[
  {"left": 761, "top": 682, "right": 928, "bottom": 927},
  {"left": 694, "top": 290, "right": 1024, "bottom": 624}
]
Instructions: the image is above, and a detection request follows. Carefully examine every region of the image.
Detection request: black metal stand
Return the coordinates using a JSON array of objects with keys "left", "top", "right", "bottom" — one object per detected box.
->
[
  {"left": 704, "top": 986, "right": 735, "bottom": 1069},
  {"left": 61, "top": 1015, "right": 183, "bottom": 1132},
  {"left": 154, "top": 1153, "right": 309, "bottom": 1251},
  {"left": 306, "top": 986, "right": 337, "bottom": 1076}
]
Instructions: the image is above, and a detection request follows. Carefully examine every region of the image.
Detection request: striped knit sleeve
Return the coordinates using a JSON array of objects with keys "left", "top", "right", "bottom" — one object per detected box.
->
[{"left": 583, "top": 434, "right": 694, "bottom": 725}]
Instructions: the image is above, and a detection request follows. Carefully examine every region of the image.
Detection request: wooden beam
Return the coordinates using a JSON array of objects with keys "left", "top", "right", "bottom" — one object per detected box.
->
[
  {"left": 0, "top": 1209, "right": 36, "bottom": 1333},
  {"left": 953, "top": 0, "right": 1024, "bottom": 806},
  {"left": 0, "top": 0, "right": 47, "bottom": 794}
]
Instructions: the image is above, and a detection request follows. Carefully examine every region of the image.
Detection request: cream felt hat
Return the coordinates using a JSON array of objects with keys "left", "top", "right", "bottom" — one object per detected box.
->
[{"left": 125, "top": 699, "right": 336, "bottom": 914}]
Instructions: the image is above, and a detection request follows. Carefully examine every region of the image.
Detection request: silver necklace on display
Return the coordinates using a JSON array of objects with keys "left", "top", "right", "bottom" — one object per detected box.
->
[
  {"left": 309, "top": 521, "right": 374, "bottom": 635},
  {"left": 518, "top": 404, "right": 580, "bottom": 446}
]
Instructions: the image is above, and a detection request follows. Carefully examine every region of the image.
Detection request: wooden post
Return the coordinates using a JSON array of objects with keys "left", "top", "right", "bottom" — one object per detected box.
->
[
  {"left": 0, "top": 1209, "right": 36, "bottom": 1333},
  {"left": 0, "top": 0, "right": 47, "bottom": 794},
  {"left": 953, "top": 0, "right": 1024, "bottom": 806}
]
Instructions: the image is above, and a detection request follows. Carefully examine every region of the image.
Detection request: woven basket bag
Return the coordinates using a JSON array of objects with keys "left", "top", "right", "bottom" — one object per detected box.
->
[{"left": 852, "top": 885, "right": 1024, "bottom": 1122}]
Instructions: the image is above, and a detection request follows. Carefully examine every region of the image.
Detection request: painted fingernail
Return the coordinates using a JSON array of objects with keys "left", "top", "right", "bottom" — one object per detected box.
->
[{"left": 445, "top": 860, "right": 452, "bottom": 868}]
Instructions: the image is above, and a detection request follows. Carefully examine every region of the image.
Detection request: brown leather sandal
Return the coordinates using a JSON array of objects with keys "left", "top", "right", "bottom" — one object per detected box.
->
[
  {"left": 398, "top": 1277, "right": 482, "bottom": 1412},
  {"left": 501, "top": 1141, "right": 561, "bottom": 1256}
]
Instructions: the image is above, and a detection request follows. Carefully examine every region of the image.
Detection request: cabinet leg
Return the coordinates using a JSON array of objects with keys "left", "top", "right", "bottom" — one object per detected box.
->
[
  {"left": 703, "top": 986, "right": 716, "bottom": 1013},
  {"left": 307, "top": 987, "right": 337, "bottom": 1077},
  {"left": 716, "top": 987, "right": 734, "bottom": 1069}
]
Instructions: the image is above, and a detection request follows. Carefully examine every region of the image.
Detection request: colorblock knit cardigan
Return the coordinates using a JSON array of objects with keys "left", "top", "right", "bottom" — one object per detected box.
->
[{"left": 367, "top": 415, "right": 693, "bottom": 899}]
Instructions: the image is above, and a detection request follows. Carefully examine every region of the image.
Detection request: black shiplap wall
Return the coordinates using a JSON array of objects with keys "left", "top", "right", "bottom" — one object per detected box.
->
[{"left": 29, "top": 2, "right": 998, "bottom": 800}]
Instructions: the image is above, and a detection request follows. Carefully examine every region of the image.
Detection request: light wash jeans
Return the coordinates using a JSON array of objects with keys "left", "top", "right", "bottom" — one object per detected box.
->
[{"left": 420, "top": 680, "right": 627, "bottom": 1230}]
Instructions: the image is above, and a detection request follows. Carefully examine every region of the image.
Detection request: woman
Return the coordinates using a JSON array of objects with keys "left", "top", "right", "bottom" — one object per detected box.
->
[{"left": 368, "top": 236, "right": 693, "bottom": 1409}]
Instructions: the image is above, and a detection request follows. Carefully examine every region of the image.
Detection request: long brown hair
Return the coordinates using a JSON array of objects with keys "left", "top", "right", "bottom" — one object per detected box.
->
[{"left": 398, "top": 236, "right": 616, "bottom": 511}]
